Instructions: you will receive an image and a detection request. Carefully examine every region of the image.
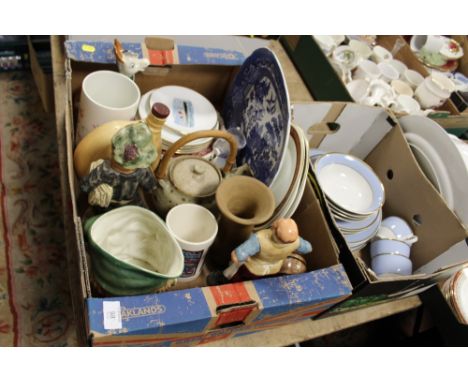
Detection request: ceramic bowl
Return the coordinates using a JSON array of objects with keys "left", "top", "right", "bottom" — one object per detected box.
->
[
  {"left": 371, "top": 253, "right": 413, "bottom": 276},
  {"left": 84, "top": 206, "right": 184, "bottom": 296},
  {"left": 387, "top": 59, "right": 408, "bottom": 77},
  {"left": 314, "top": 153, "right": 385, "bottom": 216},
  {"left": 380, "top": 216, "right": 414, "bottom": 241},
  {"left": 370, "top": 239, "right": 411, "bottom": 258},
  {"left": 371, "top": 45, "right": 393, "bottom": 63}
]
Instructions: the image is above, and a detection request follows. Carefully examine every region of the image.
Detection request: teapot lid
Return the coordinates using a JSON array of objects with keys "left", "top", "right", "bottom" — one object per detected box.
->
[{"left": 169, "top": 157, "right": 221, "bottom": 197}]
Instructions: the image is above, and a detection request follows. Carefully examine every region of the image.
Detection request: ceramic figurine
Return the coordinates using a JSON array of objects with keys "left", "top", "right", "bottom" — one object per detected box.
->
[
  {"left": 208, "top": 218, "right": 312, "bottom": 285},
  {"left": 80, "top": 122, "right": 158, "bottom": 209},
  {"left": 114, "top": 39, "right": 150, "bottom": 79}
]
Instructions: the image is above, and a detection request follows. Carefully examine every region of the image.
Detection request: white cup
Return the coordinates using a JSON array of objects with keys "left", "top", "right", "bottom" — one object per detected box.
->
[
  {"left": 346, "top": 79, "right": 370, "bottom": 103},
  {"left": 354, "top": 59, "right": 381, "bottom": 81},
  {"left": 387, "top": 59, "right": 407, "bottom": 78},
  {"left": 415, "top": 74, "right": 455, "bottom": 109},
  {"left": 166, "top": 204, "right": 218, "bottom": 281},
  {"left": 363, "top": 79, "right": 396, "bottom": 108},
  {"left": 391, "top": 79, "right": 414, "bottom": 97},
  {"left": 410, "top": 35, "right": 444, "bottom": 54},
  {"left": 378, "top": 62, "right": 400, "bottom": 83},
  {"left": 371, "top": 45, "right": 393, "bottom": 63},
  {"left": 391, "top": 95, "right": 421, "bottom": 115},
  {"left": 402, "top": 69, "right": 425, "bottom": 90},
  {"left": 76, "top": 70, "right": 141, "bottom": 143},
  {"left": 349, "top": 40, "right": 372, "bottom": 61}
]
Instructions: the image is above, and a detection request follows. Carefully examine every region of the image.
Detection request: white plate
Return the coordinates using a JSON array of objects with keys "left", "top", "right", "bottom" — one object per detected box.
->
[
  {"left": 449, "top": 134, "right": 468, "bottom": 171},
  {"left": 407, "top": 141, "right": 442, "bottom": 193},
  {"left": 400, "top": 115, "right": 468, "bottom": 226}
]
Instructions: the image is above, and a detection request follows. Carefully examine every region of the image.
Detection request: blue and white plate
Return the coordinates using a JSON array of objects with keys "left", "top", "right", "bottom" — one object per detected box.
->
[{"left": 223, "top": 48, "right": 291, "bottom": 186}]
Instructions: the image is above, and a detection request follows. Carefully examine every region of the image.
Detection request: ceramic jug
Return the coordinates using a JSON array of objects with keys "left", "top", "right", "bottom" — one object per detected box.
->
[{"left": 151, "top": 130, "right": 238, "bottom": 217}]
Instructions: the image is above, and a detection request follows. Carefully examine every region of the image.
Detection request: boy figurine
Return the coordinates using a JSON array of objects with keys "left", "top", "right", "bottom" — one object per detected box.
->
[
  {"left": 208, "top": 218, "right": 312, "bottom": 285},
  {"left": 80, "top": 122, "right": 157, "bottom": 210}
]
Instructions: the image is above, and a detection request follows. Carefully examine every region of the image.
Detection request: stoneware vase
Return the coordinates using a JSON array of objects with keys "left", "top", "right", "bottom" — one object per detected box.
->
[
  {"left": 84, "top": 205, "right": 184, "bottom": 296},
  {"left": 207, "top": 175, "right": 275, "bottom": 269}
]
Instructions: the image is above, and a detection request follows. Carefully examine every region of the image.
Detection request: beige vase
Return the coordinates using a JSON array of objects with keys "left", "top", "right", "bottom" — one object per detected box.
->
[{"left": 207, "top": 175, "right": 275, "bottom": 269}]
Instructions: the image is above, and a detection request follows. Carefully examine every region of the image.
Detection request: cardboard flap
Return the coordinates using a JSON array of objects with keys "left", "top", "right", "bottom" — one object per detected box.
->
[
  {"left": 307, "top": 102, "right": 345, "bottom": 147},
  {"left": 365, "top": 126, "right": 466, "bottom": 270}
]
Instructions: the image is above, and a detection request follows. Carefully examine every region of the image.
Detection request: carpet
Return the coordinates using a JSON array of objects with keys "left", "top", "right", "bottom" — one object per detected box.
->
[{"left": 0, "top": 71, "right": 77, "bottom": 346}]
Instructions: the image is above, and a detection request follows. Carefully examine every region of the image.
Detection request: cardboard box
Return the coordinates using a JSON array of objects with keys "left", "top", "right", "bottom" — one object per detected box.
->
[
  {"left": 58, "top": 36, "right": 352, "bottom": 346},
  {"left": 291, "top": 102, "right": 468, "bottom": 314},
  {"left": 28, "top": 36, "right": 54, "bottom": 113},
  {"left": 280, "top": 36, "right": 460, "bottom": 116}
]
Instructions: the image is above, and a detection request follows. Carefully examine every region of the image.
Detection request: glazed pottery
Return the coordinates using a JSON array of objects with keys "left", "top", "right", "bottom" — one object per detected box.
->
[
  {"left": 207, "top": 175, "right": 275, "bottom": 269},
  {"left": 391, "top": 80, "right": 414, "bottom": 97},
  {"left": 349, "top": 40, "right": 372, "bottom": 61},
  {"left": 354, "top": 59, "right": 381, "bottom": 82},
  {"left": 76, "top": 70, "right": 141, "bottom": 143},
  {"left": 346, "top": 79, "right": 370, "bottom": 103},
  {"left": 402, "top": 69, "right": 425, "bottom": 90},
  {"left": 152, "top": 130, "right": 237, "bottom": 217},
  {"left": 370, "top": 239, "right": 411, "bottom": 258},
  {"left": 387, "top": 59, "right": 407, "bottom": 77},
  {"left": 166, "top": 204, "right": 218, "bottom": 280},
  {"left": 114, "top": 39, "right": 150, "bottom": 78},
  {"left": 415, "top": 74, "right": 455, "bottom": 109},
  {"left": 391, "top": 95, "right": 421, "bottom": 115},
  {"left": 84, "top": 206, "right": 184, "bottom": 296},
  {"left": 410, "top": 35, "right": 444, "bottom": 54},
  {"left": 371, "top": 253, "right": 413, "bottom": 276},
  {"left": 313, "top": 35, "right": 337, "bottom": 56},
  {"left": 378, "top": 62, "right": 399, "bottom": 83},
  {"left": 223, "top": 48, "right": 291, "bottom": 186},
  {"left": 364, "top": 79, "right": 396, "bottom": 109},
  {"left": 370, "top": 45, "right": 392, "bottom": 63},
  {"left": 279, "top": 254, "right": 307, "bottom": 275},
  {"left": 332, "top": 46, "right": 359, "bottom": 70}
]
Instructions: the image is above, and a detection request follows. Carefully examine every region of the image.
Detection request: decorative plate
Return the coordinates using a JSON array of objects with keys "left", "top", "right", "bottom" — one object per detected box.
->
[{"left": 223, "top": 47, "right": 291, "bottom": 186}]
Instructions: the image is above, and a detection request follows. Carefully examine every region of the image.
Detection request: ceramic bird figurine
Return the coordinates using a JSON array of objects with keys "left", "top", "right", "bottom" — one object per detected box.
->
[
  {"left": 208, "top": 218, "right": 312, "bottom": 285},
  {"left": 114, "top": 39, "right": 150, "bottom": 79},
  {"left": 80, "top": 122, "right": 158, "bottom": 210}
]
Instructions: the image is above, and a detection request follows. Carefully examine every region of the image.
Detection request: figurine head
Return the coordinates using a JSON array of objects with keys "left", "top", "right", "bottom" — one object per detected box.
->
[
  {"left": 272, "top": 218, "right": 299, "bottom": 244},
  {"left": 112, "top": 122, "right": 157, "bottom": 170}
]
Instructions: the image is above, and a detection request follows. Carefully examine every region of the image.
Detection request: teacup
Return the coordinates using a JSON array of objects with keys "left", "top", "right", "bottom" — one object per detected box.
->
[
  {"left": 370, "top": 45, "right": 393, "bottom": 63},
  {"left": 371, "top": 253, "right": 413, "bottom": 276},
  {"left": 332, "top": 46, "right": 359, "bottom": 70},
  {"left": 391, "top": 95, "right": 421, "bottom": 115},
  {"left": 387, "top": 59, "right": 408, "bottom": 77},
  {"left": 314, "top": 35, "right": 337, "bottom": 56},
  {"left": 402, "top": 69, "right": 425, "bottom": 90},
  {"left": 378, "top": 216, "right": 418, "bottom": 245},
  {"left": 166, "top": 203, "right": 218, "bottom": 281},
  {"left": 391, "top": 80, "right": 414, "bottom": 97},
  {"left": 76, "top": 70, "right": 141, "bottom": 143},
  {"left": 349, "top": 40, "right": 372, "bottom": 61},
  {"left": 346, "top": 79, "right": 369, "bottom": 103},
  {"left": 410, "top": 35, "right": 445, "bottom": 54},
  {"left": 370, "top": 239, "right": 411, "bottom": 258},
  {"left": 354, "top": 59, "right": 381, "bottom": 82},
  {"left": 378, "top": 62, "right": 400, "bottom": 83}
]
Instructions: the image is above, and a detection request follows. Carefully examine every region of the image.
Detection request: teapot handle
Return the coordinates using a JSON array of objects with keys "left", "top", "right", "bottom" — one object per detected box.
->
[{"left": 155, "top": 130, "right": 238, "bottom": 180}]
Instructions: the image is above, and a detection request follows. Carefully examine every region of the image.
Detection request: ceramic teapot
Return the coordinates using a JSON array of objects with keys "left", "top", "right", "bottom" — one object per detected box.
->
[{"left": 151, "top": 130, "right": 238, "bottom": 217}]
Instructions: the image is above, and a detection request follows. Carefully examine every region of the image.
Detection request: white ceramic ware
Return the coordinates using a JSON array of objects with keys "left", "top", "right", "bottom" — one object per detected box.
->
[
  {"left": 371, "top": 253, "right": 413, "bottom": 276},
  {"left": 391, "top": 80, "right": 414, "bottom": 97},
  {"left": 391, "top": 95, "right": 421, "bottom": 115},
  {"left": 314, "top": 153, "right": 384, "bottom": 216},
  {"left": 76, "top": 70, "right": 141, "bottom": 143},
  {"left": 364, "top": 79, "right": 396, "bottom": 108},
  {"left": 354, "top": 59, "right": 381, "bottom": 82},
  {"left": 402, "top": 69, "right": 425, "bottom": 90},
  {"left": 387, "top": 59, "right": 407, "bottom": 77},
  {"left": 346, "top": 79, "right": 369, "bottom": 103},
  {"left": 378, "top": 62, "right": 399, "bottom": 83},
  {"left": 449, "top": 134, "right": 468, "bottom": 171},
  {"left": 400, "top": 115, "right": 468, "bottom": 226},
  {"left": 314, "top": 35, "right": 337, "bottom": 56},
  {"left": 410, "top": 35, "right": 445, "bottom": 54},
  {"left": 166, "top": 204, "right": 218, "bottom": 281},
  {"left": 332, "top": 46, "right": 359, "bottom": 70},
  {"left": 371, "top": 45, "right": 392, "bottom": 63},
  {"left": 407, "top": 140, "right": 443, "bottom": 192},
  {"left": 440, "top": 38, "right": 464, "bottom": 60},
  {"left": 349, "top": 40, "right": 372, "bottom": 61},
  {"left": 415, "top": 74, "right": 455, "bottom": 109}
]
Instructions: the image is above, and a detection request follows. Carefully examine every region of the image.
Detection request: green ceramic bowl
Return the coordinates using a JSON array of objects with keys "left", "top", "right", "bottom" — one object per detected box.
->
[{"left": 84, "top": 206, "right": 184, "bottom": 296}]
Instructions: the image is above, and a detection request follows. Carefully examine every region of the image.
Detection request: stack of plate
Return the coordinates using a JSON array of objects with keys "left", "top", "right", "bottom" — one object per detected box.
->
[
  {"left": 138, "top": 85, "right": 219, "bottom": 153},
  {"left": 256, "top": 124, "right": 309, "bottom": 230},
  {"left": 312, "top": 153, "right": 385, "bottom": 251},
  {"left": 400, "top": 115, "right": 468, "bottom": 228}
]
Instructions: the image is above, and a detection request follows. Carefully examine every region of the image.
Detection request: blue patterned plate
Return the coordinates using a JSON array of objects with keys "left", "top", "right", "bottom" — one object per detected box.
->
[{"left": 223, "top": 48, "right": 291, "bottom": 186}]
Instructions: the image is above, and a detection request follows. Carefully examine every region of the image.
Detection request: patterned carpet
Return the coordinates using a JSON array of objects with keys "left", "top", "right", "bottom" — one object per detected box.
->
[{"left": 0, "top": 71, "right": 77, "bottom": 346}]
